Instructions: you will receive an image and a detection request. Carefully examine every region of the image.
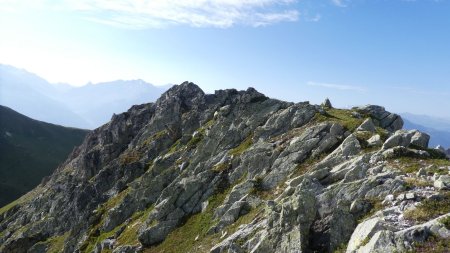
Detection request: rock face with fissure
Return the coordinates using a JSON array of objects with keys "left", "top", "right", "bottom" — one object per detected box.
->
[{"left": 1, "top": 82, "right": 448, "bottom": 253}]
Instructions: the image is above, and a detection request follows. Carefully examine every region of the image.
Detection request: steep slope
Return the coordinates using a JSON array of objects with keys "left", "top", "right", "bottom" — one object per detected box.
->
[
  {"left": 0, "top": 106, "right": 89, "bottom": 207},
  {"left": 1, "top": 83, "right": 449, "bottom": 253}
]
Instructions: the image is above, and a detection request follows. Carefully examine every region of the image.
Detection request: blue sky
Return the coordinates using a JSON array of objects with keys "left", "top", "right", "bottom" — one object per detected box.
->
[{"left": 1, "top": 0, "right": 450, "bottom": 117}]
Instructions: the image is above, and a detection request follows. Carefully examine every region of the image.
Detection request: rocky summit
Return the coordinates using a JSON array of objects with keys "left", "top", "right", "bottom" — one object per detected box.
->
[{"left": 1, "top": 82, "right": 450, "bottom": 253}]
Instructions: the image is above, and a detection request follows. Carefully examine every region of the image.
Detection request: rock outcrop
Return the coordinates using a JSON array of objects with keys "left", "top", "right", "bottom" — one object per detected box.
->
[{"left": 1, "top": 82, "right": 449, "bottom": 253}]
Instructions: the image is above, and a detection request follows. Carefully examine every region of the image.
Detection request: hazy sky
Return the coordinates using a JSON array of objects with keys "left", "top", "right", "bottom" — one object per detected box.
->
[{"left": 1, "top": 0, "right": 450, "bottom": 117}]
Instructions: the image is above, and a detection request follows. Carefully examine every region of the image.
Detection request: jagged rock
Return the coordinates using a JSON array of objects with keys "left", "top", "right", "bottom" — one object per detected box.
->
[
  {"left": 350, "top": 199, "right": 372, "bottom": 215},
  {"left": 357, "top": 118, "right": 376, "bottom": 132},
  {"left": 382, "top": 146, "right": 430, "bottom": 159},
  {"left": 410, "top": 131, "right": 430, "bottom": 148},
  {"left": 367, "top": 134, "right": 382, "bottom": 147},
  {"left": 138, "top": 220, "right": 179, "bottom": 246},
  {"left": 112, "top": 245, "right": 142, "bottom": 253},
  {"left": 322, "top": 98, "right": 333, "bottom": 108},
  {"left": 346, "top": 217, "right": 386, "bottom": 252},
  {"left": 405, "top": 193, "right": 415, "bottom": 200},
  {"left": 1, "top": 82, "right": 443, "bottom": 253},
  {"left": 436, "top": 145, "right": 446, "bottom": 152},
  {"left": 95, "top": 239, "right": 116, "bottom": 253},
  {"left": 435, "top": 145, "right": 448, "bottom": 157},
  {"left": 382, "top": 129, "right": 429, "bottom": 150},
  {"left": 434, "top": 175, "right": 450, "bottom": 190},
  {"left": 355, "top": 105, "right": 403, "bottom": 132},
  {"left": 356, "top": 230, "right": 397, "bottom": 253},
  {"left": 416, "top": 168, "right": 427, "bottom": 176},
  {"left": 211, "top": 200, "right": 251, "bottom": 233},
  {"left": 28, "top": 242, "right": 48, "bottom": 253},
  {"left": 278, "top": 178, "right": 318, "bottom": 252}
]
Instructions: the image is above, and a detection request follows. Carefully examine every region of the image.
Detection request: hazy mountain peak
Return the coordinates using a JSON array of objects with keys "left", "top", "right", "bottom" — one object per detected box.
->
[{"left": 0, "top": 65, "right": 168, "bottom": 129}]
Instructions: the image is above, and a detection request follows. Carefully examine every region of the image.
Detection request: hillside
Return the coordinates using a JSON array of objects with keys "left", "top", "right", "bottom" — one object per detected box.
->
[
  {"left": 0, "top": 106, "right": 89, "bottom": 207},
  {"left": 1, "top": 83, "right": 450, "bottom": 253},
  {"left": 0, "top": 64, "right": 167, "bottom": 129}
]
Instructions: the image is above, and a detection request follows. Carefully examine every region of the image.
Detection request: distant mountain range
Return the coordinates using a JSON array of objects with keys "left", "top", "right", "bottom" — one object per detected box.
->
[
  {"left": 1, "top": 64, "right": 449, "bottom": 148},
  {"left": 0, "top": 105, "right": 88, "bottom": 207},
  {"left": 0, "top": 64, "right": 168, "bottom": 129},
  {"left": 401, "top": 112, "right": 450, "bottom": 148}
]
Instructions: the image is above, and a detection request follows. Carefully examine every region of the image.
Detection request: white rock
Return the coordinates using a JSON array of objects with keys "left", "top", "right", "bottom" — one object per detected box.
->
[
  {"left": 396, "top": 194, "right": 405, "bottom": 201},
  {"left": 346, "top": 217, "right": 385, "bottom": 252},
  {"left": 416, "top": 168, "right": 426, "bottom": 177},
  {"left": 367, "top": 134, "right": 382, "bottom": 147},
  {"left": 405, "top": 193, "right": 415, "bottom": 200},
  {"left": 434, "top": 175, "right": 450, "bottom": 190},
  {"left": 384, "top": 194, "right": 394, "bottom": 202},
  {"left": 357, "top": 118, "right": 376, "bottom": 132}
]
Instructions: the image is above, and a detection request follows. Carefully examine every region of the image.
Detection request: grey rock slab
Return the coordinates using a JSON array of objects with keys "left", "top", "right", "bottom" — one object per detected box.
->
[{"left": 357, "top": 118, "right": 376, "bottom": 133}]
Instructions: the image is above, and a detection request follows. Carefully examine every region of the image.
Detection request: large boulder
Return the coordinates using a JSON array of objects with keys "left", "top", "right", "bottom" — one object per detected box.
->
[
  {"left": 410, "top": 131, "right": 430, "bottom": 148},
  {"left": 355, "top": 105, "right": 403, "bottom": 132},
  {"left": 322, "top": 98, "right": 333, "bottom": 109},
  {"left": 357, "top": 118, "right": 376, "bottom": 132},
  {"left": 346, "top": 217, "right": 387, "bottom": 252},
  {"left": 367, "top": 134, "right": 382, "bottom": 147},
  {"left": 382, "top": 130, "right": 429, "bottom": 150},
  {"left": 434, "top": 175, "right": 450, "bottom": 190},
  {"left": 356, "top": 230, "right": 397, "bottom": 253}
]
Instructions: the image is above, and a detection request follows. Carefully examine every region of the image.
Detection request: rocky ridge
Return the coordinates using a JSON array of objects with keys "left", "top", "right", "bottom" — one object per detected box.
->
[{"left": 1, "top": 82, "right": 450, "bottom": 253}]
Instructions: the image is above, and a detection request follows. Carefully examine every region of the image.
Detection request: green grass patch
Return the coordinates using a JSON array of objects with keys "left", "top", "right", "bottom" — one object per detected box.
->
[
  {"left": 439, "top": 216, "right": 450, "bottom": 230},
  {"left": 120, "top": 150, "right": 141, "bottom": 165},
  {"left": 358, "top": 198, "right": 384, "bottom": 222},
  {"left": 0, "top": 188, "right": 38, "bottom": 215},
  {"left": 185, "top": 119, "right": 216, "bottom": 150},
  {"left": 79, "top": 188, "right": 130, "bottom": 252},
  {"left": 291, "top": 153, "right": 328, "bottom": 178},
  {"left": 142, "top": 130, "right": 168, "bottom": 146},
  {"left": 404, "top": 193, "right": 450, "bottom": 222},
  {"left": 187, "top": 133, "right": 203, "bottom": 149},
  {"left": 250, "top": 176, "right": 264, "bottom": 195},
  {"left": 167, "top": 139, "right": 182, "bottom": 154},
  {"left": 144, "top": 187, "right": 231, "bottom": 253},
  {"left": 375, "top": 127, "right": 389, "bottom": 142},
  {"left": 333, "top": 243, "right": 348, "bottom": 253},
  {"left": 229, "top": 135, "right": 253, "bottom": 156},
  {"left": 408, "top": 235, "right": 450, "bottom": 253},
  {"left": 404, "top": 177, "right": 432, "bottom": 189},
  {"left": 391, "top": 157, "right": 450, "bottom": 175},
  {"left": 211, "top": 162, "right": 231, "bottom": 173},
  {"left": 115, "top": 205, "right": 155, "bottom": 246},
  {"left": 46, "top": 232, "right": 70, "bottom": 253},
  {"left": 314, "top": 108, "right": 364, "bottom": 132}
]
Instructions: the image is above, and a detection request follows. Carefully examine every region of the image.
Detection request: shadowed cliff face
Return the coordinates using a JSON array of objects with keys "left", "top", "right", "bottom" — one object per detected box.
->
[{"left": 1, "top": 82, "right": 449, "bottom": 253}]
